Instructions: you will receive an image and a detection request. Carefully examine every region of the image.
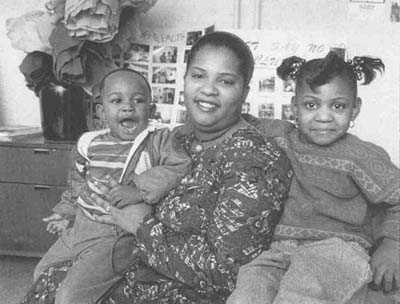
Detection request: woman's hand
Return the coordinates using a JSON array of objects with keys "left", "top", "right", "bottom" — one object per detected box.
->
[{"left": 91, "top": 192, "right": 152, "bottom": 234}]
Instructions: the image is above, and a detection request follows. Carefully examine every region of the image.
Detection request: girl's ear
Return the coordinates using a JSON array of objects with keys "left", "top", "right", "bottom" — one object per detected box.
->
[
  {"left": 290, "top": 96, "right": 298, "bottom": 117},
  {"left": 351, "top": 97, "right": 362, "bottom": 121}
]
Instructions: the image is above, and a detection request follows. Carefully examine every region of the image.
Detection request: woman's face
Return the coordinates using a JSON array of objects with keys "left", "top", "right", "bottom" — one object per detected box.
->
[{"left": 184, "top": 46, "right": 249, "bottom": 134}]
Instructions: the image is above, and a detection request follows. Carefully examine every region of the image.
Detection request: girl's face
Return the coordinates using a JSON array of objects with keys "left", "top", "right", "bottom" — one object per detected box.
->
[
  {"left": 184, "top": 45, "right": 249, "bottom": 134},
  {"left": 292, "top": 75, "right": 361, "bottom": 146},
  {"left": 97, "top": 71, "right": 151, "bottom": 141}
]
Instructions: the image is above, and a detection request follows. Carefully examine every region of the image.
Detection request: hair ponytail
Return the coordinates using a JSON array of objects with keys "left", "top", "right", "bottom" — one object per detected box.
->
[
  {"left": 347, "top": 56, "right": 385, "bottom": 85},
  {"left": 276, "top": 56, "right": 306, "bottom": 81}
]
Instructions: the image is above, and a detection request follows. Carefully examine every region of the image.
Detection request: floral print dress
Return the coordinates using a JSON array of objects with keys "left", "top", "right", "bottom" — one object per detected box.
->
[{"left": 22, "top": 125, "right": 292, "bottom": 304}]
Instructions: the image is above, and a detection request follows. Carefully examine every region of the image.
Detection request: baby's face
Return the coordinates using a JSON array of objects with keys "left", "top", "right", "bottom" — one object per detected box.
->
[{"left": 98, "top": 71, "right": 151, "bottom": 141}]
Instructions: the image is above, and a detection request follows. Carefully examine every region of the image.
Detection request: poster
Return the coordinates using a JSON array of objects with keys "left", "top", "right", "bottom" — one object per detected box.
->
[
  {"left": 111, "top": 26, "right": 212, "bottom": 126},
  {"left": 230, "top": 29, "right": 347, "bottom": 122},
  {"left": 119, "top": 28, "right": 346, "bottom": 125}
]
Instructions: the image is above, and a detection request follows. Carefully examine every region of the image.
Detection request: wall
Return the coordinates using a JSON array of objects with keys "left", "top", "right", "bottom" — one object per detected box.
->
[{"left": 0, "top": 0, "right": 399, "bottom": 165}]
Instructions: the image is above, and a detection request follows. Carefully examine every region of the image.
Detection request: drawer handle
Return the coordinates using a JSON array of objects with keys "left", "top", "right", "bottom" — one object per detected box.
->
[
  {"left": 34, "top": 185, "right": 51, "bottom": 190},
  {"left": 34, "top": 148, "right": 50, "bottom": 154}
]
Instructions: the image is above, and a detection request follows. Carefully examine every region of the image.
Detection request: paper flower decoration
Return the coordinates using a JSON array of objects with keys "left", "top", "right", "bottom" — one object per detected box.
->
[
  {"left": 64, "top": 0, "right": 121, "bottom": 42},
  {"left": 6, "top": 10, "right": 61, "bottom": 54}
]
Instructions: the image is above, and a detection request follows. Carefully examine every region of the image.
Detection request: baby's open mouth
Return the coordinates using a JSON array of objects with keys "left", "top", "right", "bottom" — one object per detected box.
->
[{"left": 120, "top": 118, "right": 137, "bottom": 134}]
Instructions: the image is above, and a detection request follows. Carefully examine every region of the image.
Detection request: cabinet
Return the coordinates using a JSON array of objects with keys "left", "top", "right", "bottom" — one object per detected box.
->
[{"left": 0, "top": 137, "right": 74, "bottom": 257}]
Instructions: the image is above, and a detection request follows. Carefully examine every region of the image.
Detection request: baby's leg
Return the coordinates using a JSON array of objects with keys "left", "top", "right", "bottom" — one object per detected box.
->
[
  {"left": 34, "top": 228, "right": 75, "bottom": 280},
  {"left": 227, "top": 250, "right": 287, "bottom": 304},
  {"left": 54, "top": 234, "right": 136, "bottom": 304}
]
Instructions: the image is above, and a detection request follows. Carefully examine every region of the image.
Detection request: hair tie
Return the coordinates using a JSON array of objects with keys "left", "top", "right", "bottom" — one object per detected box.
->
[
  {"left": 289, "top": 58, "right": 306, "bottom": 80},
  {"left": 347, "top": 57, "right": 364, "bottom": 81}
]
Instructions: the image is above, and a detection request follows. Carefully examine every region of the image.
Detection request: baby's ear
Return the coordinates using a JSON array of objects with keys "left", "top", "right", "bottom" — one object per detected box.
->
[{"left": 95, "top": 103, "right": 105, "bottom": 120}]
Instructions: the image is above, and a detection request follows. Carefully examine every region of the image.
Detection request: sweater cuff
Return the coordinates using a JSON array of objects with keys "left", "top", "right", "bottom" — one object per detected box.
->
[{"left": 52, "top": 203, "right": 77, "bottom": 221}]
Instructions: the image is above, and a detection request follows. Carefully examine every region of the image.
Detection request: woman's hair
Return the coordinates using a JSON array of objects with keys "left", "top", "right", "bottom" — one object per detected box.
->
[
  {"left": 99, "top": 68, "right": 152, "bottom": 95},
  {"left": 186, "top": 31, "right": 255, "bottom": 86},
  {"left": 276, "top": 51, "right": 384, "bottom": 93}
]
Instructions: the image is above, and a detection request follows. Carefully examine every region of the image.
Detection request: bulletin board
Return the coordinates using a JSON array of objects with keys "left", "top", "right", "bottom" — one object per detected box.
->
[
  {"left": 230, "top": 29, "right": 347, "bottom": 122},
  {"left": 110, "top": 26, "right": 213, "bottom": 126},
  {"left": 122, "top": 27, "right": 347, "bottom": 125}
]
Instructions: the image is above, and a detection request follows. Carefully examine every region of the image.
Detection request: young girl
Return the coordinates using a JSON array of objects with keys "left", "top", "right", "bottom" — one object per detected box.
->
[{"left": 228, "top": 51, "right": 400, "bottom": 304}]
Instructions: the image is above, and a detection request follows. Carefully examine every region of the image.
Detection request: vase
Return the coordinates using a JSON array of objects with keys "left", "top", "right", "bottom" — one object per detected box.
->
[{"left": 39, "top": 84, "right": 88, "bottom": 142}]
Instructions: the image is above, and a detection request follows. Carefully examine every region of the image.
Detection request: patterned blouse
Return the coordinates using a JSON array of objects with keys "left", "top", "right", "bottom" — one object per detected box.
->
[
  {"left": 98, "top": 124, "right": 293, "bottom": 303},
  {"left": 22, "top": 124, "right": 293, "bottom": 304}
]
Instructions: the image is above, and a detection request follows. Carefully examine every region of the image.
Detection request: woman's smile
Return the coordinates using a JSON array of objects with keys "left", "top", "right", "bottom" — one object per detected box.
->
[{"left": 196, "top": 99, "right": 218, "bottom": 112}]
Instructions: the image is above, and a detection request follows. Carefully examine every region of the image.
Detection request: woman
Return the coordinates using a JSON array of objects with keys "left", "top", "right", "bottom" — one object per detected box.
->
[{"left": 23, "top": 31, "right": 292, "bottom": 304}]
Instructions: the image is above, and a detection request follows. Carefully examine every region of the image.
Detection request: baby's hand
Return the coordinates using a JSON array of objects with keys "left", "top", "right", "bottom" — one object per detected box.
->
[
  {"left": 42, "top": 213, "right": 70, "bottom": 235},
  {"left": 93, "top": 175, "right": 143, "bottom": 208},
  {"left": 110, "top": 184, "right": 143, "bottom": 207},
  {"left": 370, "top": 238, "right": 400, "bottom": 292}
]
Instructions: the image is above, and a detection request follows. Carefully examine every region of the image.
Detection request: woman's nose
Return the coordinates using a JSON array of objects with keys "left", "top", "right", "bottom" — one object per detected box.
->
[{"left": 200, "top": 79, "right": 218, "bottom": 95}]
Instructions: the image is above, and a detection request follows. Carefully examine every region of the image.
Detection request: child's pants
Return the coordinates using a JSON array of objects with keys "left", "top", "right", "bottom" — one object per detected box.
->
[
  {"left": 34, "top": 224, "right": 136, "bottom": 304},
  {"left": 227, "top": 238, "right": 398, "bottom": 304}
]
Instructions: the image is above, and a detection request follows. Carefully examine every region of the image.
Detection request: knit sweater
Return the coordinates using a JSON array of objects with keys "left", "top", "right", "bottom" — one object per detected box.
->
[{"left": 245, "top": 115, "right": 400, "bottom": 248}]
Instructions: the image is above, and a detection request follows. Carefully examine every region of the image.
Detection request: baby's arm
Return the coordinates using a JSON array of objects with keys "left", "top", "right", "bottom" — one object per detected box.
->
[
  {"left": 128, "top": 128, "right": 191, "bottom": 205},
  {"left": 43, "top": 213, "right": 71, "bottom": 234},
  {"left": 93, "top": 177, "right": 143, "bottom": 207},
  {"left": 51, "top": 146, "right": 87, "bottom": 221}
]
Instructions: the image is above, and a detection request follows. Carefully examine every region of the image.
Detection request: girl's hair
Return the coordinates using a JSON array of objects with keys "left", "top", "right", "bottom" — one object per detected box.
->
[
  {"left": 276, "top": 51, "right": 384, "bottom": 93},
  {"left": 186, "top": 31, "right": 255, "bottom": 86},
  {"left": 99, "top": 68, "right": 152, "bottom": 95}
]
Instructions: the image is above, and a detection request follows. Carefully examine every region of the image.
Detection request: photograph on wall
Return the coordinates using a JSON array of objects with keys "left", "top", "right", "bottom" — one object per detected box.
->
[
  {"left": 152, "top": 87, "right": 175, "bottom": 104},
  {"left": 282, "top": 79, "right": 295, "bottom": 92},
  {"left": 152, "top": 66, "right": 177, "bottom": 84},
  {"left": 186, "top": 31, "right": 202, "bottom": 45},
  {"left": 178, "top": 91, "right": 185, "bottom": 105},
  {"left": 258, "top": 103, "right": 275, "bottom": 119},
  {"left": 152, "top": 46, "right": 178, "bottom": 63},
  {"left": 391, "top": 1, "right": 400, "bottom": 21},
  {"left": 176, "top": 108, "right": 187, "bottom": 124},
  {"left": 330, "top": 47, "right": 347, "bottom": 59},
  {"left": 151, "top": 104, "right": 173, "bottom": 124},
  {"left": 242, "top": 102, "right": 251, "bottom": 114},
  {"left": 183, "top": 49, "right": 191, "bottom": 63},
  {"left": 258, "top": 76, "right": 276, "bottom": 94},
  {"left": 281, "top": 104, "right": 295, "bottom": 121},
  {"left": 124, "top": 43, "right": 150, "bottom": 63},
  {"left": 123, "top": 63, "right": 149, "bottom": 79}
]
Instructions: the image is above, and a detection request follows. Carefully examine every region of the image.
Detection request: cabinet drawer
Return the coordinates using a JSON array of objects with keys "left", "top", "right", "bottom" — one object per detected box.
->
[
  {"left": 0, "top": 146, "right": 72, "bottom": 185},
  {"left": 0, "top": 183, "right": 68, "bottom": 256}
]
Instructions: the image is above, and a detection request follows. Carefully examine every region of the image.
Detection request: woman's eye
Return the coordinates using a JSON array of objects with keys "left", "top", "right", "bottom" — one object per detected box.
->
[
  {"left": 191, "top": 73, "right": 204, "bottom": 79},
  {"left": 133, "top": 98, "right": 145, "bottom": 104}
]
